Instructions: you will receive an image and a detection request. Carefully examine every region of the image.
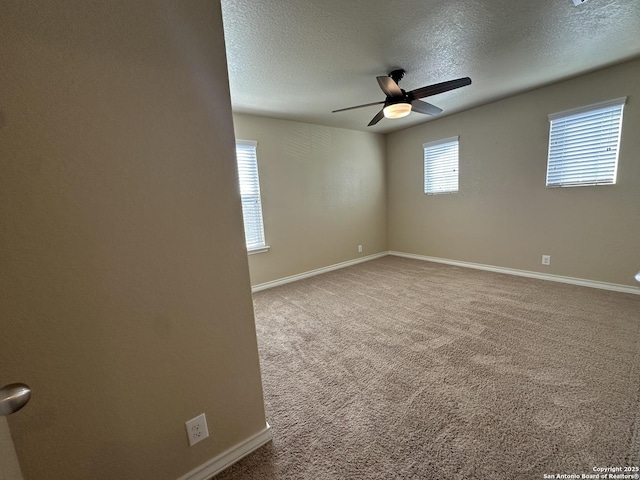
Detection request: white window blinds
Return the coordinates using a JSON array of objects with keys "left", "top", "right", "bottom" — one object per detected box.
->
[
  {"left": 424, "top": 137, "right": 459, "bottom": 194},
  {"left": 546, "top": 98, "right": 625, "bottom": 187},
  {"left": 235, "top": 140, "right": 266, "bottom": 251}
]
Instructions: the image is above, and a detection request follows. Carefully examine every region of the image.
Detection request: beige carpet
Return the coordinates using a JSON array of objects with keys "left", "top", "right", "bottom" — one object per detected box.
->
[{"left": 217, "top": 256, "right": 640, "bottom": 480}]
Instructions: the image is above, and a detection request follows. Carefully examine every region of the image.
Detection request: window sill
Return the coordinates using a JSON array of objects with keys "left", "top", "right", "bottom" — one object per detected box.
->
[
  {"left": 545, "top": 182, "right": 614, "bottom": 188},
  {"left": 248, "top": 246, "right": 270, "bottom": 255}
]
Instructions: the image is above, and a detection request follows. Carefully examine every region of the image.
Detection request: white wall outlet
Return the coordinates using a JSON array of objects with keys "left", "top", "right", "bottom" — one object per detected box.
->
[
  {"left": 185, "top": 413, "right": 209, "bottom": 446},
  {"left": 542, "top": 255, "right": 551, "bottom": 266},
  {"left": 358, "top": 245, "right": 363, "bottom": 253}
]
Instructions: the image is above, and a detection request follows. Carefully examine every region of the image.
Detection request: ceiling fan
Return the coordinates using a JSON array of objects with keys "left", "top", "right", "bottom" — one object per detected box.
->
[{"left": 332, "top": 69, "right": 471, "bottom": 126}]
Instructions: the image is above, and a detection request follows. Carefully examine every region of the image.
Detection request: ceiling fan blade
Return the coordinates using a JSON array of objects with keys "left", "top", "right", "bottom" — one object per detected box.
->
[
  {"left": 411, "top": 100, "right": 443, "bottom": 116},
  {"left": 368, "top": 109, "right": 385, "bottom": 126},
  {"left": 332, "top": 100, "right": 385, "bottom": 113},
  {"left": 409, "top": 77, "right": 472, "bottom": 100},
  {"left": 376, "top": 76, "right": 402, "bottom": 97}
]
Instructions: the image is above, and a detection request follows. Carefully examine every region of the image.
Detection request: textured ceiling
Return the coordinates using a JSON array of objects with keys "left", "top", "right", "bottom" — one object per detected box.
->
[{"left": 221, "top": 0, "right": 640, "bottom": 134}]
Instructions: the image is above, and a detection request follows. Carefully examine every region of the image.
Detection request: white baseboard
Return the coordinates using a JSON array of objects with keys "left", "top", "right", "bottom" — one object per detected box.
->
[
  {"left": 176, "top": 423, "right": 271, "bottom": 480},
  {"left": 250, "top": 250, "right": 639, "bottom": 295},
  {"left": 389, "top": 251, "right": 640, "bottom": 295},
  {"left": 251, "top": 252, "right": 388, "bottom": 293}
]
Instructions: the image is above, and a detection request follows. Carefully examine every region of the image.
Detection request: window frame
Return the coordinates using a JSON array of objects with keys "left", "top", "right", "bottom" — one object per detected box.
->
[
  {"left": 423, "top": 136, "right": 460, "bottom": 195},
  {"left": 545, "top": 97, "right": 626, "bottom": 188},
  {"left": 235, "top": 139, "right": 269, "bottom": 254}
]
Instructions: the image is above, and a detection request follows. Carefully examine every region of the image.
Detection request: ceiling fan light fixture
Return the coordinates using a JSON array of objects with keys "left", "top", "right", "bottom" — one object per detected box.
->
[{"left": 383, "top": 102, "right": 412, "bottom": 119}]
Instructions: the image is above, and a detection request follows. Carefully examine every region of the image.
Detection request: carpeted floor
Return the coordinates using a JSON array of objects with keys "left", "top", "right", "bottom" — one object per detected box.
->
[{"left": 216, "top": 256, "right": 640, "bottom": 480}]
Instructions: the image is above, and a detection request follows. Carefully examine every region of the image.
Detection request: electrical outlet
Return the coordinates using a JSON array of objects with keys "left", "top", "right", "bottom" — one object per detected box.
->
[
  {"left": 542, "top": 255, "right": 551, "bottom": 266},
  {"left": 185, "top": 413, "right": 209, "bottom": 446},
  {"left": 358, "top": 245, "right": 363, "bottom": 253}
]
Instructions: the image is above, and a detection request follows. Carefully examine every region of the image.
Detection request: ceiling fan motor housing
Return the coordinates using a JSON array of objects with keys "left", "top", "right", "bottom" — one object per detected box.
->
[{"left": 385, "top": 94, "right": 409, "bottom": 107}]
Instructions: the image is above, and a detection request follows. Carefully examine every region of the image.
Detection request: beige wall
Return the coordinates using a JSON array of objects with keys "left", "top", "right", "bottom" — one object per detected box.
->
[
  {"left": 0, "top": 2, "right": 266, "bottom": 479},
  {"left": 232, "top": 114, "right": 387, "bottom": 286},
  {"left": 0, "top": 418, "right": 22, "bottom": 480},
  {"left": 387, "top": 59, "right": 640, "bottom": 287}
]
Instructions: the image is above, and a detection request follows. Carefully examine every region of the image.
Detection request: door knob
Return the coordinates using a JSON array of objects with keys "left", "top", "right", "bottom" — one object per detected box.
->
[{"left": 0, "top": 383, "right": 31, "bottom": 416}]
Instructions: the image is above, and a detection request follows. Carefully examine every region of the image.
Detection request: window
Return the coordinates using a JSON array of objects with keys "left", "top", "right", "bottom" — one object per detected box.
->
[
  {"left": 546, "top": 97, "right": 625, "bottom": 187},
  {"left": 424, "top": 137, "right": 459, "bottom": 194},
  {"left": 235, "top": 140, "right": 268, "bottom": 253}
]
